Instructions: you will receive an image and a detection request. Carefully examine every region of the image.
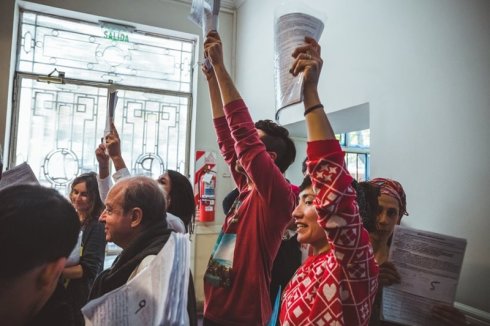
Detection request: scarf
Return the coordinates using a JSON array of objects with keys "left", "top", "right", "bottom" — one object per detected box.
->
[
  {"left": 88, "top": 218, "right": 172, "bottom": 300},
  {"left": 369, "top": 177, "right": 408, "bottom": 216}
]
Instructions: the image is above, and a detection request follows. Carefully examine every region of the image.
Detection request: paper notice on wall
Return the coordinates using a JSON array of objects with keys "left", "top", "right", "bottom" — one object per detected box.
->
[
  {"left": 381, "top": 225, "right": 467, "bottom": 326},
  {"left": 274, "top": 12, "right": 324, "bottom": 113}
]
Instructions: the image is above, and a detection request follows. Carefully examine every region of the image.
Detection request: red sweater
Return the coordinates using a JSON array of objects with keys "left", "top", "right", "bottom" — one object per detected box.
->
[
  {"left": 203, "top": 99, "right": 296, "bottom": 325},
  {"left": 279, "top": 140, "right": 379, "bottom": 325}
]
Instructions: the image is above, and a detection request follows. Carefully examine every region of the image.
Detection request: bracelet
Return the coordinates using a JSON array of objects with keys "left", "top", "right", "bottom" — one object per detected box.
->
[{"left": 304, "top": 104, "right": 324, "bottom": 116}]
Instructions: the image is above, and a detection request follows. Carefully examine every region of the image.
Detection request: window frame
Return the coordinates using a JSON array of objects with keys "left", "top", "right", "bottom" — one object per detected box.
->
[{"left": 8, "top": 9, "right": 197, "bottom": 185}]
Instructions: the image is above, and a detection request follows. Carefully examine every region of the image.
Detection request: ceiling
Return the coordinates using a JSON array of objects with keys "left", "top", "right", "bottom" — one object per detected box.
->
[{"left": 162, "top": 0, "right": 247, "bottom": 11}]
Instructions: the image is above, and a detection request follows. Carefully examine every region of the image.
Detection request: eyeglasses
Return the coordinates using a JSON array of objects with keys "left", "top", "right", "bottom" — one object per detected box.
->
[{"left": 101, "top": 206, "right": 123, "bottom": 216}]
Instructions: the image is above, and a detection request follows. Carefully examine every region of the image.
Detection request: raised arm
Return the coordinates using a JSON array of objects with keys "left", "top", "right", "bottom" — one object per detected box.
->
[
  {"left": 96, "top": 142, "right": 110, "bottom": 179},
  {"left": 293, "top": 37, "right": 370, "bottom": 262},
  {"left": 290, "top": 36, "right": 334, "bottom": 141},
  {"left": 202, "top": 64, "right": 224, "bottom": 119},
  {"left": 202, "top": 35, "right": 247, "bottom": 191},
  {"left": 96, "top": 142, "right": 111, "bottom": 202},
  {"left": 204, "top": 31, "right": 241, "bottom": 106},
  {"left": 203, "top": 31, "right": 293, "bottom": 210},
  {"left": 294, "top": 37, "right": 378, "bottom": 325},
  {"left": 105, "top": 122, "right": 127, "bottom": 173}
]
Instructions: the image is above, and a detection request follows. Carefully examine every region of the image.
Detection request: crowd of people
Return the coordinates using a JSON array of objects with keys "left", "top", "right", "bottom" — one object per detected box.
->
[{"left": 0, "top": 29, "right": 470, "bottom": 326}]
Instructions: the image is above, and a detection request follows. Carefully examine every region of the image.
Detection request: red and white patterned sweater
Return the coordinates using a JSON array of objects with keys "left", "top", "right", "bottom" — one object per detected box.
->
[{"left": 279, "top": 140, "right": 379, "bottom": 326}]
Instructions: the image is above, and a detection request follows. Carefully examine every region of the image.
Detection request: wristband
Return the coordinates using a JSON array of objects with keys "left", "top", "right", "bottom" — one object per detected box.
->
[{"left": 304, "top": 104, "right": 324, "bottom": 116}]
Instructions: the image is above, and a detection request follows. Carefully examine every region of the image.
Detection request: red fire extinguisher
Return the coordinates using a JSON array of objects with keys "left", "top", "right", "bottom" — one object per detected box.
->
[{"left": 198, "top": 165, "right": 216, "bottom": 222}]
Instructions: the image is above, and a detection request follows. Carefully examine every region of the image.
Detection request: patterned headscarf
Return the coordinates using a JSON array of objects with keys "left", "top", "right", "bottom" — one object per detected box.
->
[{"left": 368, "top": 178, "right": 408, "bottom": 217}]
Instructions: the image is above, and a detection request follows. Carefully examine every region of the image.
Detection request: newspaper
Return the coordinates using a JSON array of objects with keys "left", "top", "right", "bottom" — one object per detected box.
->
[
  {"left": 274, "top": 12, "right": 324, "bottom": 112},
  {"left": 104, "top": 88, "right": 118, "bottom": 137},
  {"left": 82, "top": 233, "right": 190, "bottom": 326},
  {"left": 381, "top": 225, "right": 467, "bottom": 326},
  {"left": 0, "top": 162, "right": 39, "bottom": 190},
  {"left": 188, "top": 0, "right": 221, "bottom": 69}
]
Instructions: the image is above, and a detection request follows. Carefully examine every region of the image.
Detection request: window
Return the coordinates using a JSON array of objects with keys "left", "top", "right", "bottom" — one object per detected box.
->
[
  {"left": 10, "top": 11, "right": 196, "bottom": 191},
  {"left": 336, "top": 129, "right": 370, "bottom": 181}
]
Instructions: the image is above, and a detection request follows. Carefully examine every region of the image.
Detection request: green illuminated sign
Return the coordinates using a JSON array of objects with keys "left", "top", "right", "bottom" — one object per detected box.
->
[{"left": 104, "top": 29, "right": 129, "bottom": 42}]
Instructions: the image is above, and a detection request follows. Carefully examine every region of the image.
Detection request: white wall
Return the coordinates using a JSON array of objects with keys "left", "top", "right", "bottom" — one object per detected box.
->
[
  {"left": 0, "top": 0, "right": 237, "bottom": 223},
  {"left": 236, "top": 0, "right": 490, "bottom": 315}
]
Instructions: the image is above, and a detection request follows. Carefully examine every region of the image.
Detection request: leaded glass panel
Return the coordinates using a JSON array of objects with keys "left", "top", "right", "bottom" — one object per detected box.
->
[
  {"left": 14, "top": 77, "right": 190, "bottom": 192},
  {"left": 12, "top": 11, "right": 195, "bottom": 193},
  {"left": 18, "top": 11, "right": 194, "bottom": 92}
]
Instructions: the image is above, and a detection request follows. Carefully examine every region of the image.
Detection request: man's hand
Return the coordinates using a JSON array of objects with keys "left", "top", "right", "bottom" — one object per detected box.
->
[
  {"left": 379, "top": 261, "right": 401, "bottom": 287},
  {"left": 204, "top": 30, "right": 224, "bottom": 68}
]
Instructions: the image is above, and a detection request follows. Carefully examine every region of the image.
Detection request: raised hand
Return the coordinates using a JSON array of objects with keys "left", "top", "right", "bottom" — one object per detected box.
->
[
  {"left": 290, "top": 36, "right": 323, "bottom": 88},
  {"left": 204, "top": 30, "right": 224, "bottom": 68},
  {"left": 105, "top": 122, "right": 122, "bottom": 160},
  {"left": 96, "top": 143, "right": 109, "bottom": 166},
  {"left": 379, "top": 261, "right": 401, "bottom": 287},
  {"left": 105, "top": 122, "right": 127, "bottom": 171},
  {"left": 95, "top": 142, "right": 109, "bottom": 179}
]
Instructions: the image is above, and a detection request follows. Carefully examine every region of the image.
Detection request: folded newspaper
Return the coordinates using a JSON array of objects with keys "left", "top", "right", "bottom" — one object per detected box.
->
[
  {"left": 0, "top": 162, "right": 39, "bottom": 190},
  {"left": 273, "top": 12, "right": 324, "bottom": 114},
  {"left": 82, "top": 233, "right": 191, "bottom": 326},
  {"left": 188, "top": 0, "right": 221, "bottom": 69},
  {"left": 188, "top": 0, "right": 220, "bottom": 35}
]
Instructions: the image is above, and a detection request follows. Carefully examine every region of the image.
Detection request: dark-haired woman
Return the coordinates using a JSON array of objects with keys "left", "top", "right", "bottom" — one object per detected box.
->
[
  {"left": 64, "top": 172, "right": 106, "bottom": 321},
  {"left": 279, "top": 37, "right": 379, "bottom": 325},
  {"left": 157, "top": 169, "right": 196, "bottom": 234}
]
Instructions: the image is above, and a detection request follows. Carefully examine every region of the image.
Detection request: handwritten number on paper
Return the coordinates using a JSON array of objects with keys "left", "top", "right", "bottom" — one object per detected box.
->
[
  {"left": 135, "top": 299, "right": 146, "bottom": 314},
  {"left": 430, "top": 281, "right": 440, "bottom": 290}
]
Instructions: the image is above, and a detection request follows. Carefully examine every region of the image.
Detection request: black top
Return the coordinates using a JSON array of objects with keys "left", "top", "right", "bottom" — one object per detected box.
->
[
  {"left": 65, "top": 220, "right": 106, "bottom": 324},
  {"left": 269, "top": 234, "right": 302, "bottom": 306}
]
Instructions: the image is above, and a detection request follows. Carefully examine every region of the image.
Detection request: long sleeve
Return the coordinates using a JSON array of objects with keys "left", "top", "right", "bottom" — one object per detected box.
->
[
  {"left": 80, "top": 222, "right": 106, "bottom": 281},
  {"left": 112, "top": 167, "right": 130, "bottom": 182},
  {"left": 224, "top": 99, "right": 295, "bottom": 223},
  {"left": 213, "top": 115, "right": 247, "bottom": 192},
  {"left": 307, "top": 139, "right": 379, "bottom": 325},
  {"left": 97, "top": 175, "right": 112, "bottom": 202},
  {"left": 97, "top": 167, "right": 131, "bottom": 202}
]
